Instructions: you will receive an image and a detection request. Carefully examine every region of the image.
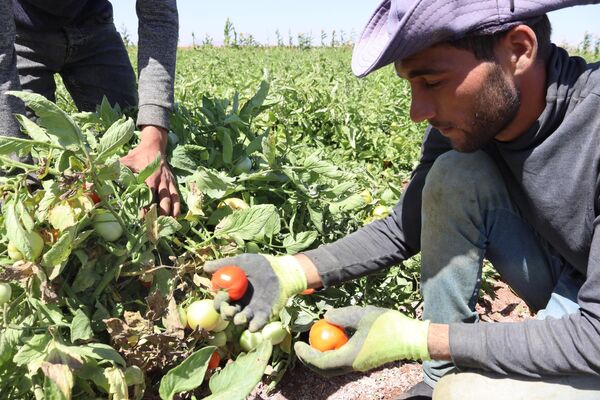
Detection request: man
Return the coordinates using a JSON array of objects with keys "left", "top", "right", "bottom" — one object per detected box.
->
[
  {"left": 205, "top": 0, "right": 600, "bottom": 398},
  {"left": 0, "top": 0, "right": 180, "bottom": 216}
]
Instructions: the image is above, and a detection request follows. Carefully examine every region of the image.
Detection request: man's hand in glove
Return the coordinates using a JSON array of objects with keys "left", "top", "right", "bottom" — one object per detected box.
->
[
  {"left": 204, "top": 254, "right": 308, "bottom": 332},
  {"left": 294, "top": 305, "right": 430, "bottom": 376}
]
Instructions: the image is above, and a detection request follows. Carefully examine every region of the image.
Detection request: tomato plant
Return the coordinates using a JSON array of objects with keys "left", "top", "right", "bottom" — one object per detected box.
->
[
  {"left": 309, "top": 319, "right": 349, "bottom": 352},
  {"left": 211, "top": 265, "right": 248, "bottom": 301},
  {"left": 186, "top": 299, "right": 221, "bottom": 331}
]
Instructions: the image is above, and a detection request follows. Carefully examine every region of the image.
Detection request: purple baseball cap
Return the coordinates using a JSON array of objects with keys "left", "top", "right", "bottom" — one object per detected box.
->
[{"left": 352, "top": 0, "right": 600, "bottom": 78}]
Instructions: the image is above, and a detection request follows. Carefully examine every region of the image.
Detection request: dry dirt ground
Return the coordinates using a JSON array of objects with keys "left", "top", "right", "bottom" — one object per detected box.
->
[{"left": 249, "top": 280, "right": 532, "bottom": 400}]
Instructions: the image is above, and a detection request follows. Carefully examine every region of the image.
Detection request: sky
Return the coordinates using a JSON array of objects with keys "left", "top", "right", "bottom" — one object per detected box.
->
[{"left": 112, "top": 1, "right": 600, "bottom": 47}]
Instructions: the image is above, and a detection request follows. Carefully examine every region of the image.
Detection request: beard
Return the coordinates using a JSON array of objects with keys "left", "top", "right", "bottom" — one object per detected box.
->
[{"left": 436, "top": 63, "right": 520, "bottom": 153}]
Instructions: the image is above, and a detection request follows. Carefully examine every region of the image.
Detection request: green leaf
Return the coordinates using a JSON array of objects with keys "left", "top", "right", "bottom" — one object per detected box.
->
[
  {"left": 43, "top": 376, "right": 69, "bottom": 400},
  {"left": 136, "top": 152, "right": 162, "bottom": 184},
  {"left": 0, "top": 327, "right": 22, "bottom": 367},
  {"left": 329, "top": 193, "right": 365, "bottom": 214},
  {"left": 303, "top": 154, "right": 346, "bottom": 179},
  {"left": 206, "top": 341, "right": 272, "bottom": 400},
  {"left": 71, "top": 309, "right": 94, "bottom": 342},
  {"left": 4, "top": 200, "right": 35, "bottom": 260},
  {"left": 156, "top": 216, "right": 182, "bottom": 238},
  {"left": 68, "top": 343, "right": 126, "bottom": 367},
  {"left": 239, "top": 79, "right": 270, "bottom": 122},
  {"left": 14, "top": 114, "right": 51, "bottom": 142},
  {"left": 187, "top": 167, "right": 234, "bottom": 199},
  {"left": 13, "top": 333, "right": 51, "bottom": 369},
  {"left": 158, "top": 346, "right": 215, "bottom": 400},
  {"left": 96, "top": 117, "right": 135, "bottom": 161},
  {"left": 215, "top": 205, "right": 280, "bottom": 242},
  {"left": 96, "top": 157, "right": 122, "bottom": 181},
  {"left": 217, "top": 127, "right": 233, "bottom": 165},
  {"left": 42, "top": 227, "right": 77, "bottom": 280},
  {"left": 282, "top": 231, "right": 318, "bottom": 254},
  {"left": 170, "top": 144, "right": 209, "bottom": 172},
  {"left": 7, "top": 91, "right": 82, "bottom": 150},
  {"left": 0, "top": 135, "right": 57, "bottom": 156},
  {"left": 104, "top": 366, "right": 128, "bottom": 400}
]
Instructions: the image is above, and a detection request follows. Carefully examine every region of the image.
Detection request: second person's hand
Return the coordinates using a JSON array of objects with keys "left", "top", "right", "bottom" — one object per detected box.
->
[{"left": 120, "top": 125, "right": 180, "bottom": 217}]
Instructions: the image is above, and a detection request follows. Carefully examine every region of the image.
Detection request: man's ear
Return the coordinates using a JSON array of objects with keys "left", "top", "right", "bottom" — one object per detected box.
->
[{"left": 499, "top": 25, "right": 538, "bottom": 75}]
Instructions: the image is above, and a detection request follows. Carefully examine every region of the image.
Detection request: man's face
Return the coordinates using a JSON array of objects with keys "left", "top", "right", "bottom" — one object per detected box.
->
[{"left": 396, "top": 44, "right": 520, "bottom": 152}]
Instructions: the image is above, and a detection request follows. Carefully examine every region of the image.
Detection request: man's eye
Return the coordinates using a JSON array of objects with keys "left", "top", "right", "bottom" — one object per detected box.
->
[{"left": 424, "top": 80, "right": 441, "bottom": 88}]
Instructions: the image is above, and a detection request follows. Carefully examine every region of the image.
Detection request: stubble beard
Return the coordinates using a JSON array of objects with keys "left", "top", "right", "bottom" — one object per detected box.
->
[{"left": 452, "top": 63, "right": 521, "bottom": 153}]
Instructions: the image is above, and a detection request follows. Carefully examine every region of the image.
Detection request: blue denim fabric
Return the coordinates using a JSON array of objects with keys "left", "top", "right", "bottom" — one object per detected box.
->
[
  {"left": 13, "top": 13, "right": 136, "bottom": 113},
  {"left": 419, "top": 150, "right": 581, "bottom": 388}
]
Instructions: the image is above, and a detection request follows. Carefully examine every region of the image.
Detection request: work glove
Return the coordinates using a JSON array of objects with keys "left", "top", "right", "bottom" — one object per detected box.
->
[
  {"left": 294, "top": 306, "right": 430, "bottom": 376},
  {"left": 204, "top": 254, "right": 307, "bottom": 332}
]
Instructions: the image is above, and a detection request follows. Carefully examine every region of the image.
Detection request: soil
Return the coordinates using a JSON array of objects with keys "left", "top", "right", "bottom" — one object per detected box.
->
[{"left": 249, "top": 279, "right": 532, "bottom": 400}]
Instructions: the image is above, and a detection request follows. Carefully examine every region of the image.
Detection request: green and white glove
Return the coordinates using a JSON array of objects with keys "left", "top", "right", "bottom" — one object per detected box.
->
[
  {"left": 204, "top": 254, "right": 307, "bottom": 332},
  {"left": 294, "top": 306, "right": 430, "bottom": 376}
]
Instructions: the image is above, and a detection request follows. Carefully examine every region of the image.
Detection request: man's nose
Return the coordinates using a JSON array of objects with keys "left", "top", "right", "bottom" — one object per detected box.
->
[{"left": 409, "top": 91, "right": 435, "bottom": 123}]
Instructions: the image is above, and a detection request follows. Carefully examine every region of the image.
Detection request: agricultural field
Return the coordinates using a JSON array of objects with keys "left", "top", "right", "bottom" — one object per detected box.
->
[
  {"left": 1, "top": 41, "right": 597, "bottom": 400},
  {"left": 0, "top": 46, "right": 427, "bottom": 400}
]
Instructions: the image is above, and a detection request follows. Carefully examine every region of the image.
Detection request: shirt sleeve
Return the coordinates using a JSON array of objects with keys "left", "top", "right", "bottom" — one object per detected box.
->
[
  {"left": 450, "top": 220, "right": 600, "bottom": 376},
  {"left": 135, "top": 0, "right": 178, "bottom": 129},
  {"left": 304, "top": 126, "right": 452, "bottom": 286},
  {"left": 0, "top": 0, "right": 26, "bottom": 138}
]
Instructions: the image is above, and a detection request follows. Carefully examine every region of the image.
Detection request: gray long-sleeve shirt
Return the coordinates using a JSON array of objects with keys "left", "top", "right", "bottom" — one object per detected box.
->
[
  {"left": 0, "top": 0, "right": 178, "bottom": 132},
  {"left": 305, "top": 45, "right": 600, "bottom": 377}
]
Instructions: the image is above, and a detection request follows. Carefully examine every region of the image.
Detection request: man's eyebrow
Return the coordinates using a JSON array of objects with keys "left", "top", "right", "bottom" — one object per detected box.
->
[{"left": 399, "top": 67, "right": 443, "bottom": 79}]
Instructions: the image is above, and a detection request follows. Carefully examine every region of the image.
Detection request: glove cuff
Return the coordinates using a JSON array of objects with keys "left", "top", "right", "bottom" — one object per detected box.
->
[{"left": 265, "top": 255, "right": 308, "bottom": 297}]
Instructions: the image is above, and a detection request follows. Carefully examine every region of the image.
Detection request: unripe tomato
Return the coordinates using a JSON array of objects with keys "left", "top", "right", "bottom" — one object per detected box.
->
[
  {"left": 212, "top": 317, "right": 229, "bottom": 333},
  {"left": 7, "top": 231, "right": 44, "bottom": 261},
  {"left": 233, "top": 156, "right": 253, "bottom": 175},
  {"left": 261, "top": 321, "right": 287, "bottom": 345},
  {"left": 208, "top": 351, "right": 221, "bottom": 369},
  {"left": 211, "top": 265, "right": 248, "bottom": 301},
  {"left": 371, "top": 205, "right": 390, "bottom": 219},
  {"left": 239, "top": 330, "right": 264, "bottom": 352},
  {"left": 186, "top": 299, "right": 220, "bottom": 331},
  {"left": 207, "top": 331, "right": 227, "bottom": 347},
  {"left": 92, "top": 210, "right": 123, "bottom": 242},
  {"left": 7, "top": 242, "right": 23, "bottom": 261},
  {"left": 0, "top": 282, "right": 12, "bottom": 305},
  {"left": 309, "top": 319, "right": 349, "bottom": 352}
]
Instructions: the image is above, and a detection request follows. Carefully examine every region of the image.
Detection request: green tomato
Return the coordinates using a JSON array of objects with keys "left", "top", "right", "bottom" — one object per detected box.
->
[
  {"left": 7, "top": 242, "right": 23, "bottom": 261},
  {"left": 212, "top": 317, "right": 229, "bottom": 333},
  {"left": 261, "top": 321, "right": 287, "bottom": 345},
  {"left": 239, "top": 329, "right": 264, "bottom": 352},
  {"left": 233, "top": 156, "right": 253, "bottom": 175},
  {"left": 93, "top": 210, "right": 123, "bottom": 242},
  {"left": 0, "top": 282, "right": 11, "bottom": 305},
  {"left": 207, "top": 331, "right": 227, "bottom": 347},
  {"left": 7, "top": 231, "right": 44, "bottom": 261},
  {"left": 186, "top": 299, "right": 220, "bottom": 331}
]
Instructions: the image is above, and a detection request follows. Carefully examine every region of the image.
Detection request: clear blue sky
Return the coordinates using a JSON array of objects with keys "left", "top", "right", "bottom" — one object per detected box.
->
[{"left": 112, "top": 1, "right": 600, "bottom": 47}]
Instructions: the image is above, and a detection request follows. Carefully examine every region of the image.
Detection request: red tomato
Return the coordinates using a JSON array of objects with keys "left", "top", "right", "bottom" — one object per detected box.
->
[
  {"left": 300, "top": 288, "right": 316, "bottom": 295},
  {"left": 309, "top": 319, "right": 349, "bottom": 352},
  {"left": 211, "top": 265, "right": 248, "bottom": 301},
  {"left": 208, "top": 351, "right": 221, "bottom": 369},
  {"left": 84, "top": 182, "right": 101, "bottom": 204}
]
